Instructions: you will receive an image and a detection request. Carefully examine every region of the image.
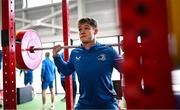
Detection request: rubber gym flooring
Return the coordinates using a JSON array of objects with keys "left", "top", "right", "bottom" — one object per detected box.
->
[
  {"left": 0, "top": 94, "right": 66, "bottom": 110},
  {"left": 0, "top": 94, "right": 127, "bottom": 110}
]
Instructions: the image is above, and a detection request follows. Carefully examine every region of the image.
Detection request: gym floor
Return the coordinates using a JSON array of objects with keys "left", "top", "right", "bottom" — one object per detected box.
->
[
  {"left": 0, "top": 94, "right": 127, "bottom": 110},
  {"left": 0, "top": 94, "right": 66, "bottom": 110}
]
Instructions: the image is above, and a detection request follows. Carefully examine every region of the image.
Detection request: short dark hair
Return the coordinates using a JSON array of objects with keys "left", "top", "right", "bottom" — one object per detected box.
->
[
  {"left": 78, "top": 17, "right": 98, "bottom": 28},
  {"left": 45, "top": 52, "right": 50, "bottom": 58}
]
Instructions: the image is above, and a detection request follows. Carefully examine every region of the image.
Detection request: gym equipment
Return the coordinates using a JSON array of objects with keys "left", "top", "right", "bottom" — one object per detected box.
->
[
  {"left": 17, "top": 86, "right": 33, "bottom": 104},
  {"left": 16, "top": 30, "right": 43, "bottom": 70},
  {"left": 1, "top": 0, "right": 17, "bottom": 109},
  {"left": 29, "top": 43, "right": 119, "bottom": 52},
  {"left": 119, "top": 0, "right": 175, "bottom": 109},
  {"left": 15, "top": 30, "right": 120, "bottom": 70}
]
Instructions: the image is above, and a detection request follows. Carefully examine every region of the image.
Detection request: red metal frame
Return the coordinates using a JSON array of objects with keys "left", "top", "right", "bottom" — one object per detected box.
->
[
  {"left": 62, "top": 0, "right": 74, "bottom": 110},
  {"left": 119, "top": 0, "right": 176, "bottom": 109},
  {"left": 1, "top": 0, "right": 17, "bottom": 109}
]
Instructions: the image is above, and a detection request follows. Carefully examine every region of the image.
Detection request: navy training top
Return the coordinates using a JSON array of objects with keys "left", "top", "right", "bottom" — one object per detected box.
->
[
  {"left": 58, "top": 52, "right": 76, "bottom": 81},
  {"left": 53, "top": 42, "right": 122, "bottom": 105}
]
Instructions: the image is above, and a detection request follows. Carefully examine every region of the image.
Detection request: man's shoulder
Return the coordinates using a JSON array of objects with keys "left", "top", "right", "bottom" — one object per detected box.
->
[
  {"left": 42, "top": 58, "right": 53, "bottom": 64},
  {"left": 70, "top": 48, "right": 84, "bottom": 55},
  {"left": 97, "top": 43, "right": 114, "bottom": 51}
]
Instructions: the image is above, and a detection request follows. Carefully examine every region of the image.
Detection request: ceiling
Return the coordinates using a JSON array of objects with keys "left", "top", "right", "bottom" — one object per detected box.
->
[
  {"left": 0, "top": 0, "right": 120, "bottom": 43},
  {"left": 14, "top": 0, "right": 120, "bottom": 43}
]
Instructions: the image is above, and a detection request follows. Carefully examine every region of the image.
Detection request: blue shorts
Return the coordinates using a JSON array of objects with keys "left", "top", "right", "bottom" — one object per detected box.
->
[
  {"left": 41, "top": 81, "right": 53, "bottom": 90},
  {"left": 24, "top": 78, "right": 32, "bottom": 86}
]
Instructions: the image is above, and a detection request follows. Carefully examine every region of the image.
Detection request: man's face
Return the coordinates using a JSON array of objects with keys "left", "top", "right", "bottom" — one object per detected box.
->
[{"left": 78, "top": 23, "right": 97, "bottom": 43}]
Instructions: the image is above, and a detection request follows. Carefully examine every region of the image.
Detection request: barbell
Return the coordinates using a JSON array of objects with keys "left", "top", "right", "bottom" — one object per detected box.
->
[{"left": 16, "top": 30, "right": 120, "bottom": 70}]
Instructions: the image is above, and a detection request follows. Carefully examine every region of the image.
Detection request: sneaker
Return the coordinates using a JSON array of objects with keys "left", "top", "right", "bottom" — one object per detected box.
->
[
  {"left": 50, "top": 104, "right": 54, "bottom": 110},
  {"left": 60, "top": 97, "right": 66, "bottom": 102}
]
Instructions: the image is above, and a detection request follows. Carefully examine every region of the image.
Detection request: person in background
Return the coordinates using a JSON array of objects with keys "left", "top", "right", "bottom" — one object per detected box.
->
[
  {"left": 19, "top": 69, "right": 35, "bottom": 98},
  {"left": 41, "top": 52, "right": 56, "bottom": 110},
  {"left": 19, "top": 69, "right": 33, "bottom": 86},
  {"left": 58, "top": 52, "right": 77, "bottom": 104},
  {"left": 53, "top": 17, "right": 122, "bottom": 110}
]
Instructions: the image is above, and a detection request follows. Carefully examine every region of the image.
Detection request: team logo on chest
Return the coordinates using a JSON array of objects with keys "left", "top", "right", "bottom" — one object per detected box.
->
[
  {"left": 75, "top": 56, "right": 81, "bottom": 61},
  {"left": 97, "top": 53, "right": 106, "bottom": 61}
]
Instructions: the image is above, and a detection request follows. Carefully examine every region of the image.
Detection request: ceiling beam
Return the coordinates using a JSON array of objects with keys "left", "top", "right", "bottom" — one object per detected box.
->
[
  {"left": 39, "top": 3, "right": 77, "bottom": 22},
  {"left": 15, "top": 3, "right": 78, "bottom": 33}
]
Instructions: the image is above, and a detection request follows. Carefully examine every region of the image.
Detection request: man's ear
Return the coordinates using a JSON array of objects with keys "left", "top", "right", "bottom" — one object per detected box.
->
[{"left": 94, "top": 28, "right": 98, "bottom": 35}]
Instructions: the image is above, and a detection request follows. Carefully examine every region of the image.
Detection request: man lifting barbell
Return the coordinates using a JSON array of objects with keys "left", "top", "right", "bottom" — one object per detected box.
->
[
  {"left": 15, "top": 17, "right": 123, "bottom": 110},
  {"left": 52, "top": 17, "right": 123, "bottom": 110}
]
